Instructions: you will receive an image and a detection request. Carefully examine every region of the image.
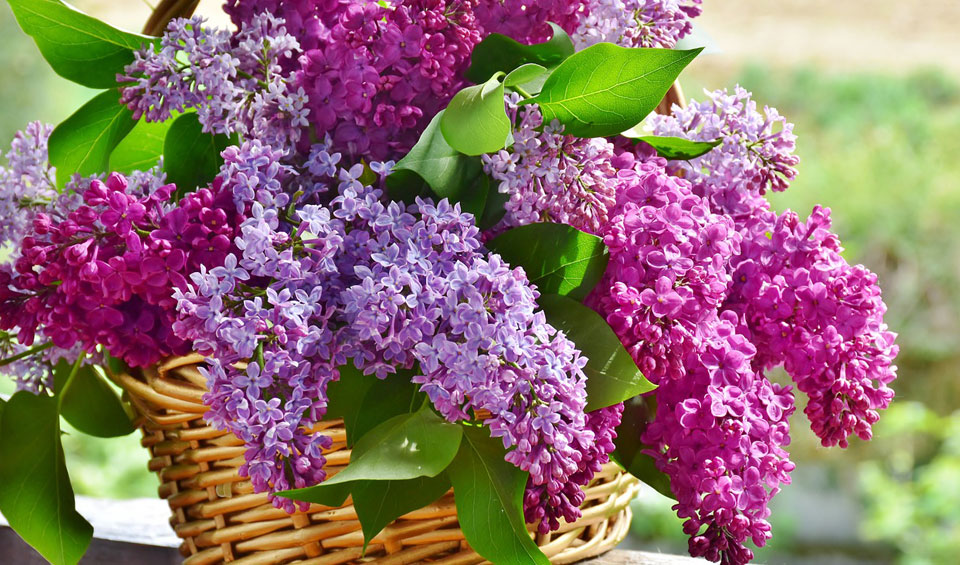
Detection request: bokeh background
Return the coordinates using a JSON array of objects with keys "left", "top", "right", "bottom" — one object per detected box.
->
[{"left": 2, "top": 1, "right": 959, "bottom": 563}]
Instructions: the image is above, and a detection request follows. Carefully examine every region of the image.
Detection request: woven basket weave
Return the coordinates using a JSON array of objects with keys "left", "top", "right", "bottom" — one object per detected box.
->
[{"left": 112, "top": 355, "right": 641, "bottom": 564}]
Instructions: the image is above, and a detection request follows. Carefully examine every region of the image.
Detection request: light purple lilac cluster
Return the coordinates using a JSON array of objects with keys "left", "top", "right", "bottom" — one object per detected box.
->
[
  {"left": 482, "top": 96, "right": 620, "bottom": 235},
  {"left": 119, "top": 14, "right": 308, "bottom": 152},
  {"left": 0, "top": 172, "right": 242, "bottom": 367},
  {"left": 0, "top": 122, "right": 57, "bottom": 261},
  {"left": 574, "top": 0, "right": 703, "bottom": 49},
  {"left": 172, "top": 151, "right": 608, "bottom": 525}
]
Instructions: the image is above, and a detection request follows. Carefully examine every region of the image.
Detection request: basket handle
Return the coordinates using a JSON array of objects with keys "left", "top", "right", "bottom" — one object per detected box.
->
[{"left": 142, "top": 0, "right": 201, "bottom": 36}]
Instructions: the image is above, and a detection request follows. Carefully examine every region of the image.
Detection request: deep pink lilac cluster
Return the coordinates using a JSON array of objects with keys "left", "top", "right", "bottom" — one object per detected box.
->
[
  {"left": 222, "top": 1, "right": 591, "bottom": 160},
  {"left": 0, "top": 173, "right": 242, "bottom": 367}
]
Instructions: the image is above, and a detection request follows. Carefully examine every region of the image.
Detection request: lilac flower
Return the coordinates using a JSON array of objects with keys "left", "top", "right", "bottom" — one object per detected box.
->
[{"left": 574, "top": 0, "right": 703, "bottom": 49}]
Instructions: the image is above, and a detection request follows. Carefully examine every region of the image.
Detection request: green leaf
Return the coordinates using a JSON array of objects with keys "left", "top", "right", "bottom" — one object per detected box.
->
[
  {"left": 525, "top": 45, "right": 702, "bottom": 138},
  {"left": 441, "top": 73, "right": 511, "bottom": 156},
  {"left": 478, "top": 184, "right": 509, "bottom": 231},
  {"left": 348, "top": 368, "right": 426, "bottom": 446},
  {"left": 447, "top": 426, "right": 550, "bottom": 565},
  {"left": 7, "top": 0, "right": 158, "bottom": 89},
  {"left": 324, "top": 364, "right": 374, "bottom": 425},
  {"left": 0, "top": 397, "right": 5, "bottom": 436},
  {"left": 611, "top": 395, "right": 674, "bottom": 499},
  {"left": 281, "top": 404, "right": 461, "bottom": 506},
  {"left": 504, "top": 63, "right": 548, "bottom": 88},
  {"left": 389, "top": 111, "right": 485, "bottom": 212},
  {"left": 487, "top": 223, "right": 608, "bottom": 302},
  {"left": 48, "top": 89, "right": 136, "bottom": 188},
  {"left": 538, "top": 294, "right": 656, "bottom": 410},
  {"left": 109, "top": 118, "right": 171, "bottom": 173},
  {"left": 320, "top": 405, "right": 462, "bottom": 486},
  {"left": 280, "top": 480, "right": 352, "bottom": 508},
  {"left": 466, "top": 22, "right": 574, "bottom": 85},
  {"left": 0, "top": 392, "right": 92, "bottom": 565},
  {"left": 163, "top": 113, "right": 234, "bottom": 196},
  {"left": 53, "top": 361, "right": 134, "bottom": 438},
  {"left": 351, "top": 473, "right": 451, "bottom": 550},
  {"left": 633, "top": 136, "right": 720, "bottom": 160}
]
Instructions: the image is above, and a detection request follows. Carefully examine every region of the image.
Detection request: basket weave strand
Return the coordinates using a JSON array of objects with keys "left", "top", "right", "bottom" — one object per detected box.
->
[{"left": 113, "top": 355, "right": 641, "bottom": 564}]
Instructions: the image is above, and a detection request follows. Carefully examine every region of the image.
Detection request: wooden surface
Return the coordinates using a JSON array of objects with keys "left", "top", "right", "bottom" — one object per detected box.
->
[{"left": 0, "top": 496, "right": 705, "bottom": 564}]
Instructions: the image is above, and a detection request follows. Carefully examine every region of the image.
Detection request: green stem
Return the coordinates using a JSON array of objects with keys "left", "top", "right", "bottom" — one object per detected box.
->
[
  {"left": 57, "top": 355, "right": 86, "bottom": 408},
  {"left": 0, "top": 342, "right": 54, "bottom": 368},
  {"left": 512, "top": 85, "right": 534, "bottom": 100}
]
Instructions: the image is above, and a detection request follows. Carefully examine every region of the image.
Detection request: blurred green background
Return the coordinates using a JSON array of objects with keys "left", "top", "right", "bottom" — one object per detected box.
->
[{"left": 2, "top": 1, "right": 959, "bottom": 563}]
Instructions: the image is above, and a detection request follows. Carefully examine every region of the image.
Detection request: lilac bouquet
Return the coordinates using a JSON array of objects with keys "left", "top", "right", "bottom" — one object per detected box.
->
[{"left": 0, "top": 1, "right": 896, "bottom": 564}]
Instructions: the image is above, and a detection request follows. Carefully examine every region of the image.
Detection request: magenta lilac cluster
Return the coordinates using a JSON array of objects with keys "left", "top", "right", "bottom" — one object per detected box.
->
[
  {"left": 0, "top": 172, "right": 242, "bottom": 367},
  {"left": 487, "top": 83, "right": 896, "bottom": 561}
]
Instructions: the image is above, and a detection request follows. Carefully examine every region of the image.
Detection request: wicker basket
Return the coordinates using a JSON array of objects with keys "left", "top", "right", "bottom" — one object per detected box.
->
[{"left": 111, "top": 355, "right": 640, "bottom": 564}]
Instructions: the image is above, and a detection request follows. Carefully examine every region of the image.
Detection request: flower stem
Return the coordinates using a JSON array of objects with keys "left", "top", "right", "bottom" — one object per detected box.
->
[{"left": 0, "top": 342, "right": 54, "bottom": 368}]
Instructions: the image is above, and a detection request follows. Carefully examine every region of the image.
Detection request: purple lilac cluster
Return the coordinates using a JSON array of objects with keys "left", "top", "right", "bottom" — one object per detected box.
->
[
  {"left": 485, "top": 77, "right": 896, "bottom": 560},
  {"left": 574, "top": 0, "right": 703, "bottom": 49},
  {"left": 223, "top": 1, "right": 585, "bottom": 160},
  {"left": 172, "top": 150, "right": 609, "bottom": 526},
  {"left": 0, "top": 122, "right": 57, "bottom": 261},
  {"left": 119, "top": 14, "right": 308, "bottom": 152},
  {"left": 339, "top": 195, "right": 595, "bottom": 532},
  {"left": 0, "top": 172, "right": 242, "bottom": 367},
  {"left": 482, "top": 96, "right": 620, "bottom": 235},
  {"left": 585, "top": 153, "right": 795, "bottom": 563}
]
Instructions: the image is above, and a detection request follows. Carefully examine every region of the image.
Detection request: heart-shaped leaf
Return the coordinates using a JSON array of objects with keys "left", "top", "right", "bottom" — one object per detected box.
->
[
  {"left": 487, "top": 223, "right": 609, "bottom": 301},
  {"left": 538, "top": 293, "right": 656, "bottom": 410},
  {"left": 504, "top": 63, "right": 549, "bottom": 88},
  {"left": 327, "top": 366, "right": 426, "bottom": 446},
  {"left": 352, "top": 473, "right": 451, "bottom": 550},
  {"left": 279, "top": 403, "right": 462, "bottom": 507},
  {"left": 48, "top": 89, "right": 137, "bottom": 188},
  {"left": 0, "top": 392, "right": 92, "bottom": 565},
  {"left": 611, "top": 395, "right": 674, "bottom": 499},
  {"left": 448, "top": 426, "right": 550, "bottom": 565},
  {"left": 54, "top": 361, "right": 134, "bottom": 438},
  {"left": 109, "top": 118, "right": 171, "bottom": 173},
  {"left": 466, "top": 22, "right": 574, "bottom": 85},
  {"left": 321, "top": 405, "right": 462, "bottom": 486},
  {"left": 163, "top": 113, "right": 235, "bottom": 196},
  {"left": 525, "top": 45, "right": 702, "bottom": 138},
  {"left": 440, "top": 73, "right": 511, "bottom": 156},
  {"left": 7, "top": 0, "right": 158, "bottom": 89},
  {"left": 389, "top": 111, "right": 486, "bottom": 215},
  {"left": 633, "top": 135, "right": 721, "bottom": 160}
]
